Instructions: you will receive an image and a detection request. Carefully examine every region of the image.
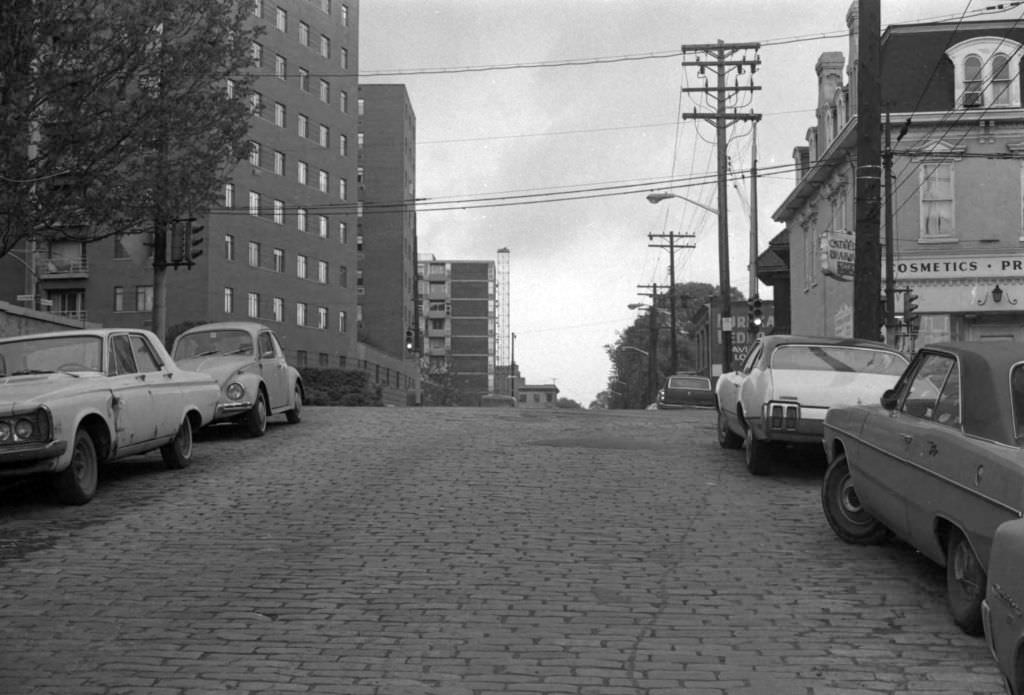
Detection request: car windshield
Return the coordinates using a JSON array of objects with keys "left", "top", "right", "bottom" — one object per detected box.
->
[
  {"left": 770, "top": 345, "right": 907, "bottom": 375},
  {"left": 667, "top": 376, "right": 711, "bottom": 390},
  {"left": 0, "top": 335, "right": 103, "bottom": 375},
  {"left": 173, "top": 329, "right": 254, "bottom": 359}
]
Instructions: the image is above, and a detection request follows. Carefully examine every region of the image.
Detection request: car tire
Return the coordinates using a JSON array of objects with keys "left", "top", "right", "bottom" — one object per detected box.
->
[
  {"left": 245, "top": 391, "right": 268, "bottom": 437},
  {"left": 161, "top": 417, "right": 194, "bottom": 469},
  {"left": 717, "top": 409, "right": 743, "bottom": 449},
  {"left": 54, "top": 428, "right": 99, "bottom": 505},
  {"left": 946, "top": 529, "right": 986, "bottom": 636},
  {"left": 821, "top": 453, "right": 888, "bottom": 545},
  {"left": 285, "top": 386, "right": 302, "bottom": 424},
  {"left": 744, "top": 425, "right": 772, "bottom": 475}
]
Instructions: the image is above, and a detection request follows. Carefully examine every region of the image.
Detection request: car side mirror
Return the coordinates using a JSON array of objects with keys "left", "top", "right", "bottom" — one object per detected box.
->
[{"left": 880, "top": 388, "right": 898, "bottom": 410}]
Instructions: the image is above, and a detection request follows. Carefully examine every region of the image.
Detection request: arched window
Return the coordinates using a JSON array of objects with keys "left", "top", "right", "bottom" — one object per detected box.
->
[
  {"left": 947, "top": 38, "right": 1024, "bottom": 109},
  {"left": 993, "top": 52, "right": 1012, "bottom": 106},
  {"left": 964, "top": 55, "right": 984, "bottom": 107}
]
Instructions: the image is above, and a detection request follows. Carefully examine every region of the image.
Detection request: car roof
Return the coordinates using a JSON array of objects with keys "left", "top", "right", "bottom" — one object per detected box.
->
[
  {"left": 0, "top": 327, "right": 158, "bottom": 342},
  {"left": 177, "top": 321, "right": 271, "bottom": 335},
  {"left": 761, "top": 334, "right": 899, "bottom": 352},
  {"left": 914, "top": 342, "right": 1024, "bottom": 444}
]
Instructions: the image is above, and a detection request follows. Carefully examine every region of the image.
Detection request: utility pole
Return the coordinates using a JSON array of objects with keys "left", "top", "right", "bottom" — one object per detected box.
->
[
  {"left": 749, "top": 121, "right": 760, "bottom": 300},
  {"left": 854, "top": 0, "right": 882, "bottom": 340},
  {"left": 883, "top": 110, "right": 896, "bottom": 345},
  {"left": 681, "top": 40, "right": 761, "bottom": 375},
  {"left": 648, "top": 231, "right": 695, "bottom": 374},
  {"left": 636, "top": 283, "right": 660, "bottom": 406}
]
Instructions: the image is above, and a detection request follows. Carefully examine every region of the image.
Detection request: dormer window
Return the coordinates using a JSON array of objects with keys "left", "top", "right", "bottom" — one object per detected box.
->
[{"left": 946, "top": 37, "right": 1023, "bottom": 109}]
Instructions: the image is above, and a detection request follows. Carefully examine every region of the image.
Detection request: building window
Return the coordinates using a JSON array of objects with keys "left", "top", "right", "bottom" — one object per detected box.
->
[
  {"left": 339, "top": 265, "right": 348, "bottom": 287},
  {"left": 297, "top": 254, "right": 307, "bottom": 279},
  {"left": 318, "top": 215, "right": 328, "bottom": 238},
  {"left": 248, "top": 292, "right": 260, "bottom": 318},
  {"left": 275, "top": 54, "right": 286, "bottom": 79},
  {"left": 296, "top": 302, "right": 307, "bottom": 326},
  {"left": 946, "top": 37, "right": 1024, "bottom": 108},
  {"left": 317, "top": 260, "right": 328, "bottom": 283},
  {"left": 297, "top": 207, "right": 307, "bottom": 232},
  {"left": 273, "top": 248, "right": 284, "bottom": 272},
  {"left": 318, "top": 306, "right": 328, "bottom": 329},
  {"left": 113, "top": 286, "right": 124, "bottom": 312},
  {"left": 272, "top": 296, "right": 283, "bottom": 322},
  {"left": 321, "top": 0, "right": 331, "bottom": 14},
  {"left": 320, "top": 35, "right": 330, "bottom": 58},
  {"left": 273, "top": 199, "right": 284, "bottom": 225},
  {"left": 297, "top": 160, "right": 307, "bottom": 185},
  {"left": 298, "top": 21, "right": 309, "bottom": 46},
  {"left": 274, "top": 102, "right": 286, "bottom": 127},
  {"left": 357, "top": 132, "right": 364, "bottom": 150},
  {"left": 251, "top": 42, "right": 262, "bottom": 66},
  {"left": 340, "top": 47, "right": 348, "bottom": 70},
  {"left": 297, "top": 113, "right": 308, "bottom": 138},
  {"left": 318, "top": 124, "right": 328, "bottom": 147},
  {"left": 920, "top": 162, "right": 955, "bottom": 238},
  {"left": 356, "top": 166, "right": 363, "bottom": 184},
  {"left": 275, "top": 6, "right": 286, "bottom": 31},
  {"left": 249, "top": 191, "right": 259, "bottom": 216},
  {"left": 224, "top": 234, "right": 234, "bottom": 261},
  {"left": 226, "top": 78, "right": 235, "bottom": 97},
  {"left": 339, "top": 90, "right": 347, "bottom": 113},
  {"left": 248, "top": 241, "right": 260, "bottom": 267},
  {"left": 224, "top": 287, "right": 234, "bottom": 314},
  {"left": 296, "top": 350, "right": 308, "bottom": 367},
  {"left": 273, "top": 150, "right": 285, "bottom": 175},
  {"left": 135, "top": 285, "right": 153, "bottom": 312},
  {"left": 249, "top": 140, "right": 261, "bottom": 167},
  {"left": 319, "top": 79, "right": 329, "bottom": 103},
  {"left": 252, "top": 1, "right": 262, "bottom": 17},
  {"left": 338, "top": 221, "right": 347, "bottom": 244},
  {"left": 340, "top": 4, "right": 348, "bottom": 26},
  {"left": 250, "top": 91, "right": 262, "bottom": 117},
  {"left": 224, "top": 183, "right": 234, "bottom": 207},
  {"left": 338, "top": 310, "right": 347, "bottom": 332},
  {"left": 339, "top": 134, "right": 347, "bottom": 156},
  {"left": 357, "top": 97, "right": 364, "bottom": 116},
  {"left": 318, "top": 169, "right": 328, "bottom": 193},
  {"left": 298, "top": 67, "right": 309, "bottom": 92}
]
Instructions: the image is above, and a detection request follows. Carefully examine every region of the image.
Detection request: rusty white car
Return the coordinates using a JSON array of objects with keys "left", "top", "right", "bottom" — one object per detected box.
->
[
  {"left": 822, "top": 342, "right": 1024, "bottom": 635},
  {"left": 0, "top": 328, "right": 219, "bottom": 505},
  {"left": 171, "top": 321, "right": 303, "bottom": 437},
  {"left": 716, "top": 334, "right": 908, "bottom": 475},
  {"left": 984, "top": 517, "right": 1024, "bottom": 694}
]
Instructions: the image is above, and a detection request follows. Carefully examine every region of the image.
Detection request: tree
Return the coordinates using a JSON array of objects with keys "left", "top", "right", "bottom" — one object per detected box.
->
[
  {"left": 0, "top": 0, "right": 259, "bottom": 335},
  {"left": 556, "top": 398, "right": 582, "bottom": 409}
]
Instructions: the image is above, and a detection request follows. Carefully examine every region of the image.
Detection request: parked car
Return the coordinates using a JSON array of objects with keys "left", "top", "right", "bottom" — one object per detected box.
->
[
  {"left": 821, "top": 342, "right": 1024, "bottom": 635},
  {"left": 657, "top": 373, "right": 715, "bottom": 409},
  {"left": 983, "top": 517, "right": 1024, "bottom": 694},
  {"left": 0, "top": 328, "right": 220, "bottom": 505},
  {"left": 171, "top": 322, "right": 303, "bottom": 437},
  {"left": 716, "top": 334, "right": 908, "bottom": 475}
]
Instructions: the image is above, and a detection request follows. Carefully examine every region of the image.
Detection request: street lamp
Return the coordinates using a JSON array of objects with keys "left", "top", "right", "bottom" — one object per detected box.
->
[{"left": 648, "top": 189, "right": 732, "bottom": 377}]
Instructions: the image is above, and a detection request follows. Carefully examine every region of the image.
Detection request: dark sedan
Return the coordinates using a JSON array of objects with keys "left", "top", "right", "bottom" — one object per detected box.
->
[{"left": 657, "top": 373, "right": 716, "bottom": 409}]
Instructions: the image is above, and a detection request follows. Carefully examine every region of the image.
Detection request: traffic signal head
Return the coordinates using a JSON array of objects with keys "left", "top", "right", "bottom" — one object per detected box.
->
[
  {"left": 905, "top": 290, "right": 920, "bottom": 322},
  {"left": 752, "top": 298, "right": 763, "bottom": 327},
  {"left": 404, "top": 329, "right": 415, "bottom": 351},
  {"left": 188, "top": 225, "right": 204, "bottom": 265}
]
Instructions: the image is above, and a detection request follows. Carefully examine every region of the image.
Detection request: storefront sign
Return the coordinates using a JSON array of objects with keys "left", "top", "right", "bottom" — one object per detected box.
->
[
  {"left": 895, "top": 255, "right": 1024, "bottom": 279},
  {"left": 821, "top": 229, "right": 855, "bottom": 280}
]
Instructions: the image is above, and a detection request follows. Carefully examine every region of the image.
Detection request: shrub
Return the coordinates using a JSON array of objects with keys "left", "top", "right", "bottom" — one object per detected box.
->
[{"left": 298, "top": 368, "right": 383, "bottom": 406}]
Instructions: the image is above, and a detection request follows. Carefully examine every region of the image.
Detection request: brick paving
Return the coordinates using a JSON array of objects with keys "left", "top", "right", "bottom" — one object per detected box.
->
[{"left": 0, "top": 407, "right": 1006, "bottom": 694}]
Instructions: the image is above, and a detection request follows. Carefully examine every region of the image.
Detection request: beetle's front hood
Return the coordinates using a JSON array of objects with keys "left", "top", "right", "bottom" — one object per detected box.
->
[
  {"left": 175, "top": 356, "right": 255, "bottom": 385},
  {"left": 769, "top": 371, "right": 899, "bottom": 409},
  {"left": 0, "top": 373, "right": 106, "bottom": 415}
]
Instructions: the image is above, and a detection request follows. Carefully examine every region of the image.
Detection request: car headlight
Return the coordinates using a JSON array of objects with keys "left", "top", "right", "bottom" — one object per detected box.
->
[
  {"left": 0, "top": 422, "right": 10, "bottom": 442},
  {"left": 226, "top": 382, "right": 246, "bottom": 401},
  {"left": 14, "top": 418, "right": 34, "bottom": 440}
]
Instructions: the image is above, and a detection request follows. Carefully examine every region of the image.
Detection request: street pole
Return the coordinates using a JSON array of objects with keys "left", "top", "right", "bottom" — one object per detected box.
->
[
  {"left": 649, "top": 285, "right": 659, "bottom": 405},
  {"left": 749, "top": 121, "right": 759, "bottom": 300},
  {"left": 648, "top": 231, "right": 695, "bottom": 374},
  {"left": 883, "top": 110, "right": 896, "bottom": 345}
]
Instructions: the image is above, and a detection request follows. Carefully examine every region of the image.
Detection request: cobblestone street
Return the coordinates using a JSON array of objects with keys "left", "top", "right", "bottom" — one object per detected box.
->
[{"left": 0, "top": 406, "right": 1006, "bottom": 694}]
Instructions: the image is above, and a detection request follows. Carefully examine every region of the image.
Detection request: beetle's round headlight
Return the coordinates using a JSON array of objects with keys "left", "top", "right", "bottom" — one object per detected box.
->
[
  {"left": 14, "top": 418, "right": 34, "bottom": 440},
  {"left": 0, "top": 422, "right": 11, "bottom": 442},
  {"left": 226, "top": 382, "right": 246, "bottom": 401}
]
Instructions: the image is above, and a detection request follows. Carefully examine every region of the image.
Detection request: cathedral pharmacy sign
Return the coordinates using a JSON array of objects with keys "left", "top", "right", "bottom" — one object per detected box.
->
[
  {"left": 820, "top": 228, "right": 855, "bottom": 281},
  {"left": 895, "top": 255, "right": 1024, "bottom": 280}
]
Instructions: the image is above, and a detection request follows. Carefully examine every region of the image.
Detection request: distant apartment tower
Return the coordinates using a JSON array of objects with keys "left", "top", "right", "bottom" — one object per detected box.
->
[
  {"left": 357, "top": 84, "right": 417, "bottom": 359},
  {"left": 419, "top": 257, "right": 496, "bottom": 405},
  {"left": 0, "top": 2, "right": 391, "bottom": 377}
]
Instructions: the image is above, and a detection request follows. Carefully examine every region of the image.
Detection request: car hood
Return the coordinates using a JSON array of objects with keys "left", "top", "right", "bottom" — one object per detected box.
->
[
  {"left": 770, "top": 371, "right": 898, "bottom": 409},
  {"left": 0, "top": 373, "right": 106, "bottom": 415},
  {"left": 175, "top": 355, "right": 255, "bottom": 385}
]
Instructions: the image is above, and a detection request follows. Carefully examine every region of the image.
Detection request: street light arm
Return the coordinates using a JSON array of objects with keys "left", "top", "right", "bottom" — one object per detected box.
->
[
  {"left": 620, "top": 345, "right": 650, "bottom": 357},
  {"left": 646, "top": 191, "right": 719, "bottom": 215}
]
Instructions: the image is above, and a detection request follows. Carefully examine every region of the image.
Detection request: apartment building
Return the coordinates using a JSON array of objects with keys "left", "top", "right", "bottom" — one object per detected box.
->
[{"left": 419, "top": 257, "right": 496, "bottom": 405}]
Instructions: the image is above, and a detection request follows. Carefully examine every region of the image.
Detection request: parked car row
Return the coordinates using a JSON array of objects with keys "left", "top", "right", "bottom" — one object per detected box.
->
[
  {"left": 0, "top": 321, "right": 303, "bottom": 505},
  {"left": 715, "top": 334, "right": 1024, "bottom": 692}
]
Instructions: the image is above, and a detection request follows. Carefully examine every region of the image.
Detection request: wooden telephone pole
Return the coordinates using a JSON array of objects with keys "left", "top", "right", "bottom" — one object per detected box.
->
[
  {"left": 648, "top": 231, "right": 695, "bottom": 373},
  {"left": 680, "top": 40, "right": 761, "bottom": 373}
]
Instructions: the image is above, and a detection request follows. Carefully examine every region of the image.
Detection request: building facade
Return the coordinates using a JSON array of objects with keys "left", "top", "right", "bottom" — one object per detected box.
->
[
  {"left": 774, "top": 7, "right": 1024, "bottom": 351},
  {"left": 418, "top": 256, "right": 496, "bottom": 405}
]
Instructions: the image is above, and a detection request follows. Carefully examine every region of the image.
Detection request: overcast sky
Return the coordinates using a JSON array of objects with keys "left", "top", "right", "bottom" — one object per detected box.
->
[{"left": 359, "top": 0, "right": 1016, "bottom": 405}]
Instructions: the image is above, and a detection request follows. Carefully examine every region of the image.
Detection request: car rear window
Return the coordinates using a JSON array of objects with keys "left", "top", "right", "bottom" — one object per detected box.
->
[
  {"left": 770, "top": 345, "right": 907, "bottom": 375},
  {"left": 667, "top": 376, "right": 711, "bottom": 390}
]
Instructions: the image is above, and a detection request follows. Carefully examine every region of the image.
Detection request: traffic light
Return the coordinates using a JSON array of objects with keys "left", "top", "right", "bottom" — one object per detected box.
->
[
  {"left": 404, "top": 329, "right": 415, "bottom": 351},
  {"left": 752, "top": 297, "right": 763, "bottom": 328},
  {"left": 186, "top": 225, "right": 204, "bottom": 267},
  {"left": 904, "top": 289, "right": 920, "bottom": 331},
  {"left": 747, "top": 299, "right": 756, "bottom": 329}
]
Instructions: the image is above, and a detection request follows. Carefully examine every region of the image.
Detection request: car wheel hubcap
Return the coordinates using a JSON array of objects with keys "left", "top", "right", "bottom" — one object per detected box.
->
[{"left": 953, "top": 542, "right": 982, "bottom": 597}]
